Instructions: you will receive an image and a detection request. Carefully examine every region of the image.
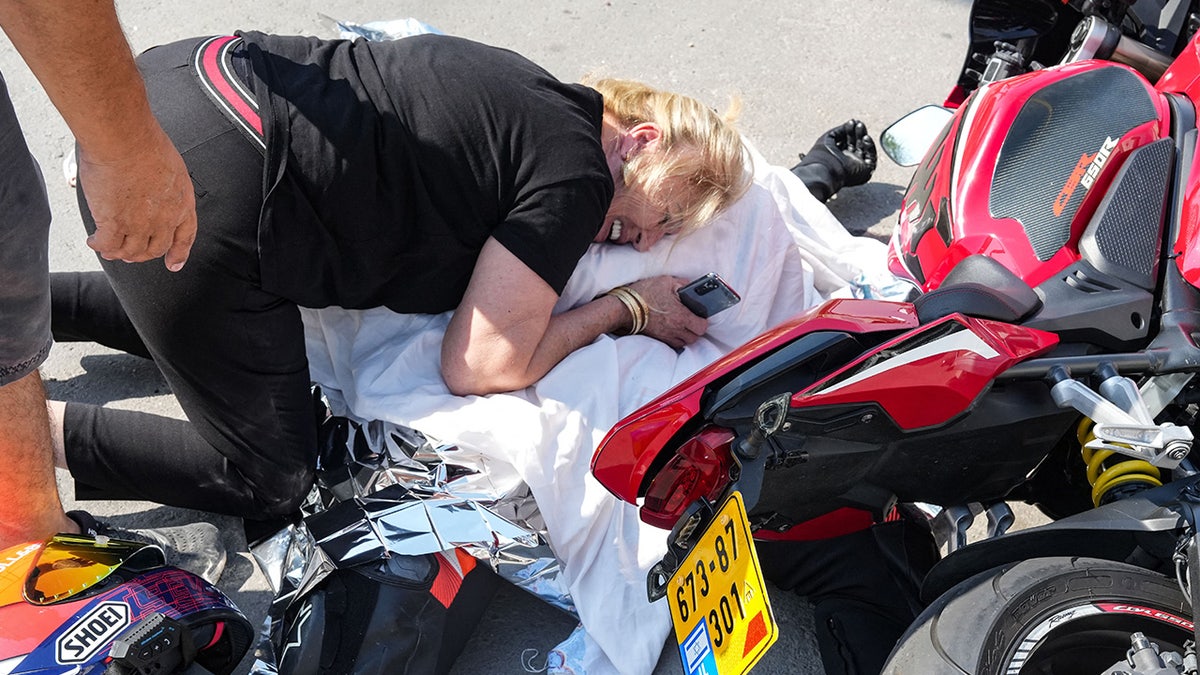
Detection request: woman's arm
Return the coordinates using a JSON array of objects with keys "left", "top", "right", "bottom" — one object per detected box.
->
[
  {"left": 0, "top": 0, "right": 196, "bottom": 270},
  {"left": 441, "top": 238, "right": 707, "bottom": 396}
]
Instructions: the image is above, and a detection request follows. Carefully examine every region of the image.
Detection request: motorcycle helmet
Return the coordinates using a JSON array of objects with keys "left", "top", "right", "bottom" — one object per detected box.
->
[{"left": 0, "top": 533, "right": 253, "bottom": 674}]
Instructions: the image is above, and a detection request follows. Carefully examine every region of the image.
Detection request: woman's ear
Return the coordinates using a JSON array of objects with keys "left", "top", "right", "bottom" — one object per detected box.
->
[{"left": 622, "top": 123, "right": 662, "bottom": 158}]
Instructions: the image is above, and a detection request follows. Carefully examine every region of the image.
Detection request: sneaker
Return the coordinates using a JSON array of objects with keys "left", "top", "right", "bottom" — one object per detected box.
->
[{"left": 67, "top": 510, "right": 228, "bottom": 585}]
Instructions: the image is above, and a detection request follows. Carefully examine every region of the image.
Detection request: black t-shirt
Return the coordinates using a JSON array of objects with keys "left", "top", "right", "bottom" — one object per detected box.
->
[{"left": 237, "top": 32, "right": 613, "bottom": 313}]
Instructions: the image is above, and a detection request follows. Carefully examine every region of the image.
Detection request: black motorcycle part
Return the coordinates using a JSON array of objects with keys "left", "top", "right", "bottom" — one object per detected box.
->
[
  {"left": 1026, "top": 259, "right": 1156, "bottom": 350},
  {"left": 896, "top": 111, "right": 956, "bottom": 287},
  {"left": 741, "top": 379, "right": 1076, "bottom": 525},
  {"left": 991, "top": 65, "right": 1160, "bottom": 262},
  {"left": 1078, "top": 137, "right": 1173, "bottom": 291},
  {"left": 275, "top": 552, "right": 499, "bottom": 675},
  {"left": 883, "top": 557, "right": 1192, "bottom": 675},
  {"left": 1015, "top": 426, "right": 1095, "bottom": 520},
  {"left": 921, "top": 476, "right": 1198, "bottom": 601},
  {"left": 912, "top": 254, "right": 1042, "bottom": 324},
  {"left": 961, "top": 0, "right": 1074, "bottom": 93},
  {"left": 706, "top": 331, "right": 879, "bottom": 424},
  {"left": 1035, "top": 124, "right": 1175, "bottom": 350}
]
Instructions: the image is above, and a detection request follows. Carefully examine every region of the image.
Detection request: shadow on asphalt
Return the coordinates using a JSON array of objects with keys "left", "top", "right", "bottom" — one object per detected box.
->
[
  {"left": 44, "top": 353, "right": 168, "bottom": 405},
  {"left": 827, "top": 182, "right": 908, "bottom": 240}
]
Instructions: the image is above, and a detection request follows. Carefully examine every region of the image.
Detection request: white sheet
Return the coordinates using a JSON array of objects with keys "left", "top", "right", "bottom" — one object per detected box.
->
[{"left": 300, "top": 146, "right": 899, "bottom": 674}]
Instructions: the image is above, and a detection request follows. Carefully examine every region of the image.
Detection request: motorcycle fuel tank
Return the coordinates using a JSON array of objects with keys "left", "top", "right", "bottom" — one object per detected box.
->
[{"left": 889, "top": 61, "right": 1169, "bottom": 292}]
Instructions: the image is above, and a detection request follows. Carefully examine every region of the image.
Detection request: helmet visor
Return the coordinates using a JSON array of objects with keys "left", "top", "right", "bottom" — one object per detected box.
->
[{"left": 23, "top": 533, "right": 164, "bottom": 606}]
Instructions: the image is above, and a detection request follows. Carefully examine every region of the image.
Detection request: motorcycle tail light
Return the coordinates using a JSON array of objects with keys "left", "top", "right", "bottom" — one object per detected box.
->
[{"left": 640, "top": 426, "right": 735, "bottom": 529}]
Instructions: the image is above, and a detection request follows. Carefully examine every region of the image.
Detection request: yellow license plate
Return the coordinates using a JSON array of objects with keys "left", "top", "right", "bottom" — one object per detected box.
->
[{"left": 668, "top": 492, "right": 777, "bottom": 675}]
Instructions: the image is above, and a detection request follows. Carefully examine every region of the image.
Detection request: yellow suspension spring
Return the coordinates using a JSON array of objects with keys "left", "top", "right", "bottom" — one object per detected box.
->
[{"left": 1077, "top": 418, "right": 1163, "bottom": 507}]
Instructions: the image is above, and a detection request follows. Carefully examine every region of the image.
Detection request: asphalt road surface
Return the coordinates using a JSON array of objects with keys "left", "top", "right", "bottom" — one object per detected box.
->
[{"left": 0, "top": 1, "right": 1009, "bottom": 672}]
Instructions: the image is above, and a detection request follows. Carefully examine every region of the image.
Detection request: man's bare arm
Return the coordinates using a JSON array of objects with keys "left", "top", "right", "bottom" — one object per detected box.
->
[{"left": 0, "top": 0, "right": 196, "bottom": 270}]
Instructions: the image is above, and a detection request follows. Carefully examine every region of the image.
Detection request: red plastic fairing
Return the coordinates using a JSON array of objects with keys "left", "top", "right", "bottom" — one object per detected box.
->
[
  {"left": 1159, "top": 33, "right": 1200, "bottom": 286},
  {"left": 1156, "top": 29, "right": 1200, "bottom": 98},
  {"left": 891, "top": 61, "right": 1168, "bottom": 292},
  {"left": 944, "top": 85, "right": 968, "bottom": 110},
  {"left": 1174, "top": 141, "right": 1200, "bottom": 287},
  {"left": 752, "top": 507, "right": 877, "bottom": 542},
  {"left": 886, "top": 105, "right": 964, "bottom": 285},
  {"left": 591, "top": 299, "right": 919, "bottom": 503},
  {"left": 799, "top": 315, "right": 1059, "bottom": 430}
]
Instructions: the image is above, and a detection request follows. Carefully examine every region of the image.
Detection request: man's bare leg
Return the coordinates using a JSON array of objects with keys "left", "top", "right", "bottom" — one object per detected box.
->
[{"left": 0, "top": 372, "right": 78, "bottom": 547}]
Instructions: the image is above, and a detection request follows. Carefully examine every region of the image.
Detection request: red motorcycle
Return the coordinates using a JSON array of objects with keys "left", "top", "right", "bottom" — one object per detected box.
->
[{"left": 591, "top": 1, "right": 1200, "bottom": 673}]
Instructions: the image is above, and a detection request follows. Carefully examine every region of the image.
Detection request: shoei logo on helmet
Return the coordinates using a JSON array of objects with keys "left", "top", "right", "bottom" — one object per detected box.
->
[{"left": 55, "top": 601, "right": 130, "bottom": 664}]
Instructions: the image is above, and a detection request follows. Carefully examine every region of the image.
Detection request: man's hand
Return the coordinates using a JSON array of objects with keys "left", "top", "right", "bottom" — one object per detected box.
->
[
  {"left": 78, "top": 127, "right": 196, "bottom": 271},
  {"left": 0, "top": 0, "right": 198, "bottom": 271}
]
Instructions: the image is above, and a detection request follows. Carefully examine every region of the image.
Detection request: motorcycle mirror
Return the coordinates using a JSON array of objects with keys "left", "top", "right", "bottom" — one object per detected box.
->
[{"left": 881, "top": 105, "right": 954, "bottom": 166}]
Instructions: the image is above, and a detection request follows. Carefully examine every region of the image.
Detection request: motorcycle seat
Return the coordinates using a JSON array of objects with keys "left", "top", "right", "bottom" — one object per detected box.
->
[{"left": 913, "top": 254, "right": 1042, "bottom": 324}]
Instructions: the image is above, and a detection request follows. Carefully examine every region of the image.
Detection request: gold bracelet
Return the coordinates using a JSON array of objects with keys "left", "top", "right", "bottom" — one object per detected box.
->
[
  {"left": 602, "top": 286, "right": 649, "bottom": 335},
  {"left": 621, "top": 286, "right": 650, "bottom": 335},
  {"left": 606, "top": 287, "right": 641, "bottom": 335}
]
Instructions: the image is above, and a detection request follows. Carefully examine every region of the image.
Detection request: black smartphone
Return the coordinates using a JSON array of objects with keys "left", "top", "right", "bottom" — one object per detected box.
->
[{"left": 677, "top": 273, "right": 741, "bottom": 318}]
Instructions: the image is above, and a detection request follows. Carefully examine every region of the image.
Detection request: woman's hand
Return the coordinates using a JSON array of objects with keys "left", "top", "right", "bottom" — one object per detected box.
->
[{"left": 627, "top": 275, "right": 708, "bottom": 349}]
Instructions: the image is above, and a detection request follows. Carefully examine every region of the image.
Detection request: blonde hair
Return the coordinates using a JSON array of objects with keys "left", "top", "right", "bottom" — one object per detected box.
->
[{"left": 588, "top": 77, "right": 751, "bottom": 235}]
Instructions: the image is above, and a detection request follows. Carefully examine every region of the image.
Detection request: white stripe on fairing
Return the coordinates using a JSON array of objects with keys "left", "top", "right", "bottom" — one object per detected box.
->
[
  {"left": 817, "top": 328, "right": 1000, "bottom": 395},
  {"left": 952, "top": 82, "right": 988, "bottom": 212}
]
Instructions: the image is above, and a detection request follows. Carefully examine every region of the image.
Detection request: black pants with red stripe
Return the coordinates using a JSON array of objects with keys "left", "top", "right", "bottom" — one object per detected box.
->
[{"left": 52, "top": 37, "right": 317, "bottom": 518}]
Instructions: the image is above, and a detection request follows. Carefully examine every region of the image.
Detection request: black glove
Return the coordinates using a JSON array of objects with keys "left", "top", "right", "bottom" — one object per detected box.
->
[{"left": 790, "top": 119, "right": 877, "bottom": 202}]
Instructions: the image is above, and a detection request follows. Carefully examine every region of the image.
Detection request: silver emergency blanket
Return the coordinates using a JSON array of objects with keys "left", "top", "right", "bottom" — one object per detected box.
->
[{"left": 249, "top": 406, "right": 574, "bottom": 674}]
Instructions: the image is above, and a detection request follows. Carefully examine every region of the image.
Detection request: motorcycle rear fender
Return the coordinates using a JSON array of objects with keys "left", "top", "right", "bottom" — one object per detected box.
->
[
  {"left": 921, "top": 476, "right": 1198, "bottom": 602},
  {"left": 591, "top": 299, "right": 919, "bottom": 503},
  {"left": 592, "top": 302, "right": 1059, "bottom": 504}
]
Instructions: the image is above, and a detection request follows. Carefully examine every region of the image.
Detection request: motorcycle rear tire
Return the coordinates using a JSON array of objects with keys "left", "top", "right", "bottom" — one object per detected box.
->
[{"left": 883, "top": 556, "right": 1193, "bottom": 674}]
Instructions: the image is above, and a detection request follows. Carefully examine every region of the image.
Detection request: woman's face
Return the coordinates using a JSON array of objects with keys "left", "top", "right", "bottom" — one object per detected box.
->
[
  {"left": 593, "top": 182, "right": 681, "bottom": 252},
  {"left": 595, "top": 120, "right": 682, "bottom": 252}
]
